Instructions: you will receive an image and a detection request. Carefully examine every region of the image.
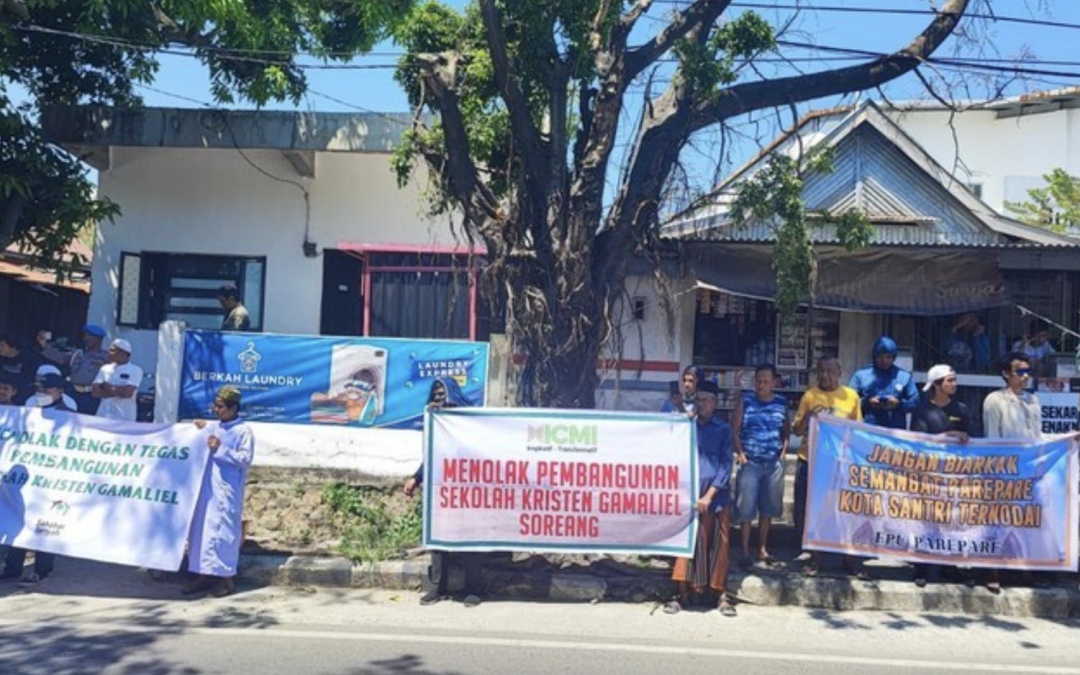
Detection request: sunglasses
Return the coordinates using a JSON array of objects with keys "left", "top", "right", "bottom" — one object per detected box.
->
[{"left": 1013, "top": 368, "right": 1033, "bottom": 377}]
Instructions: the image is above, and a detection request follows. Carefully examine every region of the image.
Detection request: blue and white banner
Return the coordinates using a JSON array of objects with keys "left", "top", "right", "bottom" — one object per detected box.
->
[
  {"left": 180, "top": 331, "right": 489, "bottom": 428},
  {"left": 806, "top": 416, "right": 1079, "bottom": 571}
]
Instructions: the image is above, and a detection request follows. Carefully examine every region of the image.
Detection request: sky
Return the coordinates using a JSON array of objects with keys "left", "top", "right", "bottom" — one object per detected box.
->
[{"left": 20, "top": 1, "right": 1080, "bottom": 195}]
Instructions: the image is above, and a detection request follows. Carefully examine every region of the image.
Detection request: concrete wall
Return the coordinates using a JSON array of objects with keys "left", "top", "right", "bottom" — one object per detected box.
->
[
  {"left": 888, "top": 108, "right": 1080, "bottom": 213},
  {"left": 92, "top": 146, "right": 447, "bottom": 373}
]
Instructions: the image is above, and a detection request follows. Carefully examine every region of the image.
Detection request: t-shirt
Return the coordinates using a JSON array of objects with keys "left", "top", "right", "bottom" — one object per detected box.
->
[
  {"left": 739, "top": 392, "right": 787, "bottom": 465},
  {"left": 93, "top": 362, "right": 144, "bottom": 421},
  {"left": 793, "top": 385, "right": 862, "bottom": 460},
  {"left": 910, "top": 397, "right": 975, "bottom": 436}
]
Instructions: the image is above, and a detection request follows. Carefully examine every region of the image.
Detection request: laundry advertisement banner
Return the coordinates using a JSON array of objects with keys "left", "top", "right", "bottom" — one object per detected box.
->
[
  {"left": 180, "top": 330, "right": 489, "bottom": 428},
  {"left": 0, "top": 407, "right": 209, "bottom": 570},
  {"left": 1039, "top": 392, "right": 1079, "bottom": 435},
  {"left": 805, "top": 416, "right": 1079, "bottom": 571},
  {"left": 423, "top": 408, "right": 698, "bottom": 556}
]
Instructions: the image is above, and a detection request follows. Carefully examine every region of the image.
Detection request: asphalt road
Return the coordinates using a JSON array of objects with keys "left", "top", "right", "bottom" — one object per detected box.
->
[{"left": 1, "top": 570, "right": 1078, "bottom": 675}]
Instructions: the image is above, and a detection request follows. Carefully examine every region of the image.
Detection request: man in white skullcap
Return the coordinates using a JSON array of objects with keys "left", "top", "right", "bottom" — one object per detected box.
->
[{"left": 91, "top": 338, "right": 144, "bottom": 422}]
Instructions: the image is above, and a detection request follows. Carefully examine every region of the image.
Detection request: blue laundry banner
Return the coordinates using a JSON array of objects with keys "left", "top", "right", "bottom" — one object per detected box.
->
[
  {"left": 179, "top": 330, "right": 489, "bottom": 429},
  {"left": 805, "top": 416, "right": 1079, "bottom": 571}
]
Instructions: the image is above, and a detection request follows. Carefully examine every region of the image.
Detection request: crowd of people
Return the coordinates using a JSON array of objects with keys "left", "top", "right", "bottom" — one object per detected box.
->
[{"left": 0, "top": 298, "right": 255, "bottom": 598}]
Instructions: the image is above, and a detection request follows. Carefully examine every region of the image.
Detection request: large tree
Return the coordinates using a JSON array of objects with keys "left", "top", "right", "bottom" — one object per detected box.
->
[
  {"left": 0, "top": 0, "right": 408, "bottom": 268},
  {"left": 392, "top": 0, "right": 973, "bottom": 407}
]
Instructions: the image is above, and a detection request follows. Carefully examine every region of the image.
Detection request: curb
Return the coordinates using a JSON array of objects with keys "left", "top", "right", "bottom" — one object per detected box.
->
[{"left": 238, "top": 553, "right": 1080, "bottom": 619}]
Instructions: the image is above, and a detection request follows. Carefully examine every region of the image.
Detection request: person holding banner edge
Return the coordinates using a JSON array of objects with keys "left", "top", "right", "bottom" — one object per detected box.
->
[
  {"left": 183, "top": 385, "right": 255, "bottom": 598},
  {"left": 664, "top": 380, "right": 737, "bottom": 617},
  {"left": 793, "top": 356, "right": 863, "bottom": 579},
  {"left": 404, "top": 377, "right": 485, "bottom": 607},
  {"left": 908, "top": 363, "right": 975, "bottom": 588}
]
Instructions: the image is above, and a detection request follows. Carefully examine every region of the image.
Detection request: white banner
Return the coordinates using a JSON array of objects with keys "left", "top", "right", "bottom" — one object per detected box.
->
[
  {"left": 0, "top": 406, "right": 209, "bottom": 570},
  {"left": 423, "top": 408, "right": 697, "bottom": 556},
  {"left": 1040, "top": 392, "right": 1079, "bottom": 435}
]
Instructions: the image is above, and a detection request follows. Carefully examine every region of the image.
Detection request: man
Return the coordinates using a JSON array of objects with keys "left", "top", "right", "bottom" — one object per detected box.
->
[
  {"left": 793, "top": 356, "right": 863, "bottom": 578},
  {"left": 219, "top": 285, "right": 252, "bottom": 331},
  {"left": 69, "top": 324, "right": 109, "bottom": 414},
  {"left": 25, "top": 365, "right": 78, "bottom": 411},
  {"left": 183, "top": 386, "right": 255, "bottom": 598},
  {"left": 981, "top": 351, "right": 1048, "bottom": 593},
  {"left": 732, "top": 364, "right": 789, "bottom": 569},
  {"left": 0, "top": 371, "right": 18, "bottom": 405},
  {"left": 404, "top": 378, "right": 485, "bottom": 607},
  {"left": 1012, "top": 323, "right": 1055, "bottom": 377},
  {"left": 665, "top": 381, "right": 737, "bottom": 617},
  {"left": 849, "top": 336, "right": 919, "bottom": 429},
  {"left": 0, "top": 333, "right": 43, "bottom": 402},
  {"left": 908, "top": 364, "right": 975, "bottom": 588},
  {"left": 4, "top": 372, "right": 73, "bottom": 586},
  {"left": 92, "top": 339, "right": 144, "bottom": 422},
  {"left": 661, "top": 365, "right": 700, "bottom": 417}
]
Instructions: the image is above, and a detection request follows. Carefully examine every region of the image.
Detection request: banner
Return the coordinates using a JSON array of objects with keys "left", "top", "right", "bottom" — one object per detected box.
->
[
  {"left": 180, "top": 330, "right": 488, "bottom": 428},
  {"left": 805, "top": 416, "right": 1079, "bottom": 571},
  {"left": 0, "top": 407, "right": 209, "bottom": 570},
  {"left": 1040, "top": 392, "right": 1079, "bottom": 435},
  {"left": 423, "top": 408, "right": 698, "bottom": 556}
]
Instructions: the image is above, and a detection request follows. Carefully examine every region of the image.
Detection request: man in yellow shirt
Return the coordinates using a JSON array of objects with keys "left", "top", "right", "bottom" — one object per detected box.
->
[{"left": 793, "top": 356, "right": 862, "bottom": 577}]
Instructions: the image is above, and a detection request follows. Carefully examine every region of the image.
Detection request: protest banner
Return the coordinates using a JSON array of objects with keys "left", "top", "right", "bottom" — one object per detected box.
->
[
  {"left": 1040, "top": 391, "right": 1079, "bottom": 434},
  {"left": 0, "top": 407, "right": 209, "bottom": 571},
  {"left": 423, "top": 408, "right": 698, "bottom": 556},
  {"left": 180, "top": 330, "right": 488, "bottom": 428},
  {"left": 805, "top": 415, "right": 1079, "bottom": 571}
]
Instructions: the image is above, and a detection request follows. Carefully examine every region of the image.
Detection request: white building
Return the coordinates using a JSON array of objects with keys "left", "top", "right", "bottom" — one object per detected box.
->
[{"left": 886, "top": 88, "right": 1080, "bottom": 215}]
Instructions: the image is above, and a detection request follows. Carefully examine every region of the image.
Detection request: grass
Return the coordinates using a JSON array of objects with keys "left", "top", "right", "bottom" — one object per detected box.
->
[{"left": 322, "top": 483, "right": 422, "bottom": 564}]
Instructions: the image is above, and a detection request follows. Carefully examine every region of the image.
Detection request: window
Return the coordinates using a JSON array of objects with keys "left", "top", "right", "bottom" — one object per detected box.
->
[{"left": 117, "top": 252, "right": 266, "bottom": 330}]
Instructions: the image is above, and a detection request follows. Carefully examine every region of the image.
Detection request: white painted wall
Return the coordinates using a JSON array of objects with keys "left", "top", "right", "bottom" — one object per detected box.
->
[
  {"left": 888, "top": 107, "right": 1080, "bottom": 213},
  {"left": 91, "top": 146, "right": 448, "bottom": 373}
]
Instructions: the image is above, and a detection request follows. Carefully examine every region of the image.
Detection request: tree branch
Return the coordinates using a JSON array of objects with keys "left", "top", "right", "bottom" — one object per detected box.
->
[
  {"left": 690, "top": 0, "right": 971, "bottom": 131},
  {"left": 478, "top": 0, "right": 542, "bottom": 158},
  {"left": 626, "top": 0, "right": 733, "bottom": 80}
]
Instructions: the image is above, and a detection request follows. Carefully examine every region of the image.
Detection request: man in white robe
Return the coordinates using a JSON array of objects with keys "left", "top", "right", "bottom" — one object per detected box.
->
[{"left": 183, "top": 385, "right": 254, "bottom": 597}]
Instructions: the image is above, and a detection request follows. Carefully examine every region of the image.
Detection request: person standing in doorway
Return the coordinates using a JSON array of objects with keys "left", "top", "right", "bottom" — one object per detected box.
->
[
  {"left": 665, "top": 381, "right": 737, "bottom": 617},
  {"left": 793, "top": 356, "right": 863, "bottom": 578},
  {"left": 218, "top": 285, "right": 252, "bottom": 331},
  {"left": 732, "top": 364, "right": 789, "bottom": 570},
  {"left": 908, "top": 364, "right": 974, "bottom": 588},
  {"left": 92, "top": 339, "right": 144, "bottom": 422},
  {"left": 69, "top": 324, "right": 109, "bottom": 414}
]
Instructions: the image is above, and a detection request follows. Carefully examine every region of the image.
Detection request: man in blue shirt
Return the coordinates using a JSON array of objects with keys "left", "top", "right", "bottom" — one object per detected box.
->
[
  {"left": 849, "top": 336, "right": 918, "bottom": 429},
  {"left": 665, "top": 380, "right": 737, "bottom": 617}
]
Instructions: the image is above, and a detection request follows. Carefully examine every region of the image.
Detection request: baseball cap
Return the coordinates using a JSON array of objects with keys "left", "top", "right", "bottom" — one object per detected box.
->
[
  {"left": 83, "top": 324, "right": 107, "bottom": 338},
  {"left": 923, "top": 364, "right": 956, "bottom": 392},
  {"left": 111, "top": 338, "right": 133, "bottom": 354},
  {"left": 39, "top": 373, "right": 65, "bottom": 389}
]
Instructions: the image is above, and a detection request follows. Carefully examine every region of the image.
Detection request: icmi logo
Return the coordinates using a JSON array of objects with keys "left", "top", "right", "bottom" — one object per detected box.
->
[
  {"left": 238, "top": 342, "right": 262, "bottom": 373},
  {"left": 527, "top": 424, "right": 598, "bottom": 445},
  {"left": 50, "top": 500, "right": 71, "bottom": 517}
]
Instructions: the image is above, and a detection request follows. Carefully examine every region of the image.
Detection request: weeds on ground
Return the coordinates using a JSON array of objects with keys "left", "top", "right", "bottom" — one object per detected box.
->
[{"left": 322, "top": 483, "right": 422, "bottom": 563}]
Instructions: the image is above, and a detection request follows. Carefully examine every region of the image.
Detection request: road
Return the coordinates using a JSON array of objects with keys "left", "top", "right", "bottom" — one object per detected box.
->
[{"left": 0, "top": 569, "right": 1078, "bottom": 675}]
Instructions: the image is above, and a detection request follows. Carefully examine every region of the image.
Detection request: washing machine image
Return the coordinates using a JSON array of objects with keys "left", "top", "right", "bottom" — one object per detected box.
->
[{"left": 328, "top": 344, "right": 388, "bottom": 417}]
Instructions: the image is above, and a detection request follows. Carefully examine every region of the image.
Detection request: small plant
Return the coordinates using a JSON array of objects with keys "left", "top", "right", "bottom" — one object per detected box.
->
[{"left": 322, "top": 483, "right": 422, "bottom": 563}]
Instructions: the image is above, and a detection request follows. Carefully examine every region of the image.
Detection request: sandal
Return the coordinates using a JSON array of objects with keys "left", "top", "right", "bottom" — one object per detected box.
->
[
  {"left": 987, "top": 581, "right": 1001, "bottom": 595},
  {"left": 663, "top": 600, "right": 682, "bottom": 615},
  {"left": 718, "top": 600, "right": 737, "bottom": 617},
  {"left": 759, "top": 554, "right": 779, "bottom": 567},
  {"left": 802, "top": 565, "right": 819, "bottom": 578}
]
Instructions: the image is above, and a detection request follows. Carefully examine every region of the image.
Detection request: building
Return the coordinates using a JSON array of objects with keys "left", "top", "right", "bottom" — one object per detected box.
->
[
  {"left": 41, "top": 106, "right": 490, "bottom": 377},
  {"left": 0, "top": 239, "right": 92, "bottom": 348}
]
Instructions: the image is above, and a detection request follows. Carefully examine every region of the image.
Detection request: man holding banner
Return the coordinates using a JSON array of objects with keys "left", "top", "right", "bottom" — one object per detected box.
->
[
  {"left": 183, "top": 386, "right": 255, "bottom": 598},
  {"left": 665, "top": 380, "right": 737, "bottom": 617}
]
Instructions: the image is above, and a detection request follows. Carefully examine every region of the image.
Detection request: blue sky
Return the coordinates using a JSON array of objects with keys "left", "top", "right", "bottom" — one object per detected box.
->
[{"left": 22, "top": 1, "right": 1080, "bottom": 193}]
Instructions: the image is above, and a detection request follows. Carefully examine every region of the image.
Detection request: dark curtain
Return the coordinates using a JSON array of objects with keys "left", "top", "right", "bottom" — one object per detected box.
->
[{"left": 369, "top": 270, "right": 470, "bottom": 339}]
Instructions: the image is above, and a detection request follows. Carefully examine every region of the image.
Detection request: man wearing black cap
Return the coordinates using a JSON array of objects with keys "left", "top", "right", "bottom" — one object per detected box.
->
[{"left": 69, "top": 325, "right": 109, "bottom": 414}]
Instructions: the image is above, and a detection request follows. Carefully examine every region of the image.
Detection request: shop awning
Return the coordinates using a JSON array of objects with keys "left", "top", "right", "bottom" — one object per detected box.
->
[{"left": 690, "top": 244, "right": 1011, "bottom": 315}]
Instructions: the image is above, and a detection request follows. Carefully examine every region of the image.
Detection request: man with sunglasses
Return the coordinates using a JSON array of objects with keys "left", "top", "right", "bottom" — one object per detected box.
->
[{"left": 981, "top": 351, "right": 1044, "bottom": 593}]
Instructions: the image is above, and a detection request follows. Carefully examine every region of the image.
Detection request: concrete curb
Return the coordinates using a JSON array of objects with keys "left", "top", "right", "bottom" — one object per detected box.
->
[{"left": 238, "top": 553, "right": 1080, "bottom": 619}]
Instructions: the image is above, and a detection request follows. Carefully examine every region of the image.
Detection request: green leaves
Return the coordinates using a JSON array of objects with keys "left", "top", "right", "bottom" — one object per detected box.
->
[
  {"left": 675, "top": 11, "right": 775, "bottom": 94},
  {"left": 1004, "top": 168, "right": 1080, "bottom": 234}
]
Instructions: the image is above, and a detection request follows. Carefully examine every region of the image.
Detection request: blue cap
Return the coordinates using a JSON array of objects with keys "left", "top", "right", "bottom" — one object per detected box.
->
[{"left": 83, "top": 324, "right": 107, "bottom": 338}]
